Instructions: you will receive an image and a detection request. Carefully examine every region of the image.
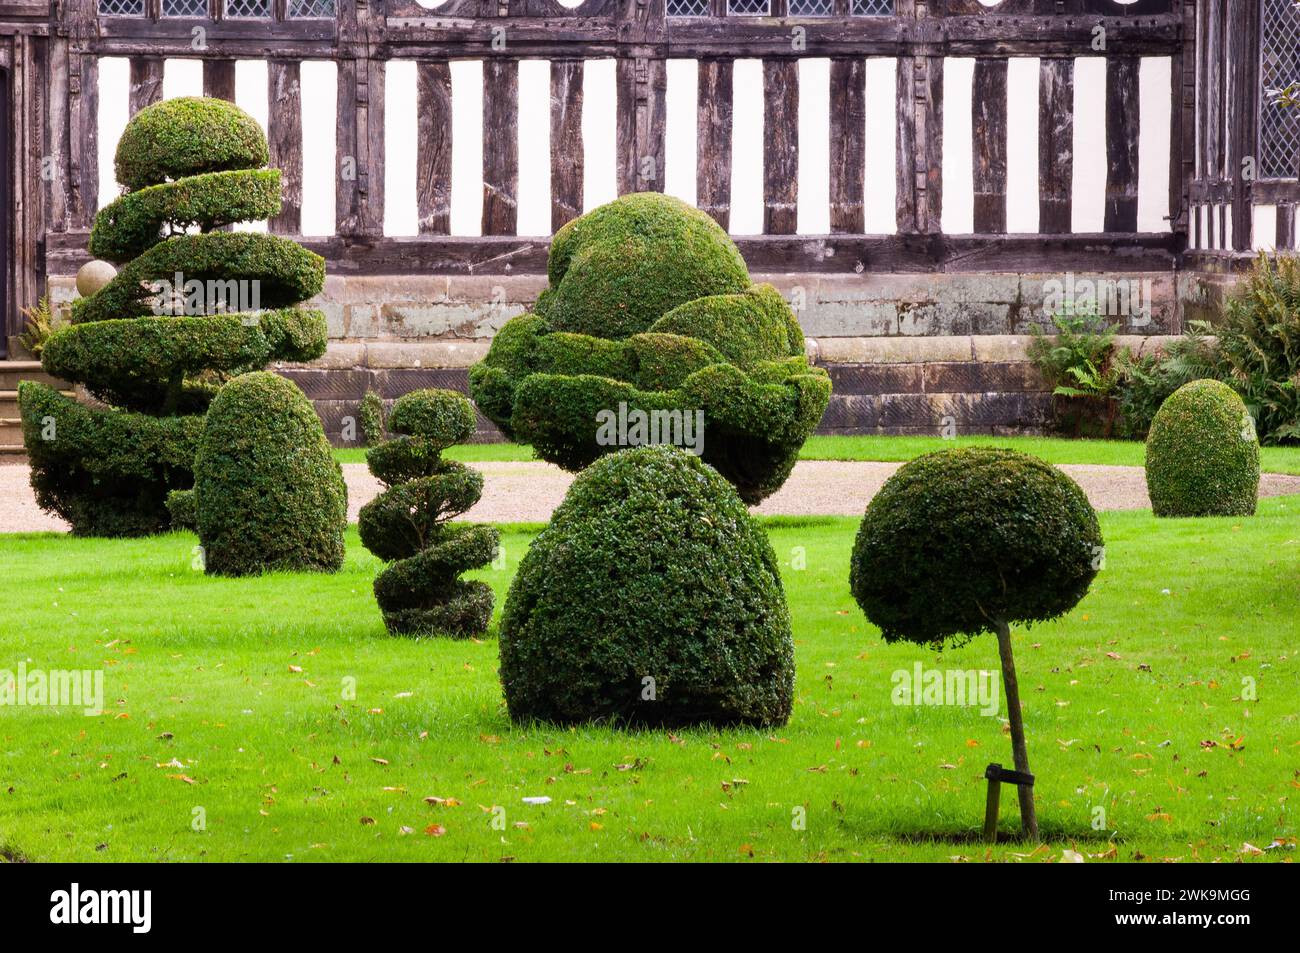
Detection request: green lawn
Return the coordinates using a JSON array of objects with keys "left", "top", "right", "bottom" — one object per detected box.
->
[
  {"left": 334, "top": 436, "right": 1300, "bottom": 474},
  {"left": 2, "top": 502, "right": 1297, "bottom": 862}
]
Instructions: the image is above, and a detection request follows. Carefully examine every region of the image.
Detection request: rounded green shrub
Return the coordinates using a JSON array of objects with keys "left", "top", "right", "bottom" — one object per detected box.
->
[
  {"left": 538, "top": 192, "right": 750, "bottom": 339},
  {"left": 193, "top": 372, "right": 346, "bottom": 576},
  {"left": 114, "top": 97, "right": 269, "bottom": 192},
  {"left": 1144, "top": 379, "right": 1260, "bottom": 517},
  {"left": 358, "top": 389, "right": 499, "bottom": 637},
  {"left": 22, "top": 95, "right": 327, "bottom": 536},
  {"left": 850, "top": 448, "right": 1103, "bottom": 646},
  {"left": 469, "top": 194, "right": 831, "bottom": 503},
  {"left": 498, "top": 445, "right": 795, "bottom": 727}
]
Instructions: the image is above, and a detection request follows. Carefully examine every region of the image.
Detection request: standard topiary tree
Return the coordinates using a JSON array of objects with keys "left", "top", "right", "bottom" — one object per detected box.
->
[
  {"left": 469, "top": 192, "right": 831, "bottom": 504},
  {"left": 19, "top": 96, "right": 327, "bottom": 536},
  {"left": 499, "top": 444, "right": 795, "bottom": 727},
  {"left": 849, "top": 448, "right": 1104, "bottom": 840},
  {"left": 188, "top": 371, "right": 346, "bottom": 576},
  {"left": 358, "top": 389, "right": 499, "bottom": 637},
  {"left": 1144, "top": 379, "right": 1260, "bottom": 517}
]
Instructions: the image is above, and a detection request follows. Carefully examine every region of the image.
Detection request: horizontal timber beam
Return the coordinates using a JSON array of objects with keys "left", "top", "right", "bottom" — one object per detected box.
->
[{"left": 46, "top": 232, "right": 1182, "bottom": 276}]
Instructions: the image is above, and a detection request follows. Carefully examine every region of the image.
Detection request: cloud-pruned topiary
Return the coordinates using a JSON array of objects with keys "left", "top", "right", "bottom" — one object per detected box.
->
[
  {"left": 850, "top": 448, "right": 1103, "bottom": 839},
  {"left": 20, "top": 96, "right": 327, "bottom": 536},
  {"left": 499, "top": 445, "right": 795, "bottom": 727},
  {"left": 358, "top": 389, "right": 499, "bottom": 637},
  {"left": 1144, "top": 379, "right": 1260, "bottom": 517},
  {"left": 469, "top": 192, "right": 830, "bottom": 504},
  {"left": 191, "top": 372, "right": 346, "bottom": 576}
]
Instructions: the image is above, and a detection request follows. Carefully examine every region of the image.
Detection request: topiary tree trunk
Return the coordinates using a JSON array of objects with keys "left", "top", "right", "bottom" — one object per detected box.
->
[
  {"left": 994, "top": 619, "right": 1038, "bottom": 841},
  {"left": 20, "top": 96, "right": 327, "bottom": 536}
]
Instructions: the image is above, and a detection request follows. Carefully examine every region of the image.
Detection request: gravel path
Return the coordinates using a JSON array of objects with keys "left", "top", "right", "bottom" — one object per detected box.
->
[{"left": 5, "top": 459, "right": 1300, "bottom": 534}]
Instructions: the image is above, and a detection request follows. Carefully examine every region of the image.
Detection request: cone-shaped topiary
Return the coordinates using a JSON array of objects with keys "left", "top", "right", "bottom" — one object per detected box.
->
[
  {"left": 850, "top": 448, "right": 1104, "bottom": 840},
  {"left": 499, "top": 444, "right": 796, "bottom": 727},
  {"left": 189, "top": 371, "right": 346, "bottom": 576},
  {"left": 358, "top": 389, "right": 499, "bottom": 637},
  {"left": 1144, "top": 379, "right": 1260, "bottom": 517},
  {"left": 20, "top": 96, "right": 327, "bottom": 536},
  {"left": 469, "top": 193, "right": 830, "bottom": 504}
]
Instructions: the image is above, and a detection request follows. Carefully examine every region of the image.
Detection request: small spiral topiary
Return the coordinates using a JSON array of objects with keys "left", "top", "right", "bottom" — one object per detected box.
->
[
  {"left": 1144, "top": 379, "right": 1260, "bottom": 517},
  {"left": 358, "top": 389, "right": 499, "bottom": 637},
  {"left": 498, "top": 444, "right": 795, "bottom": 727},
  {"left": 850, "top": 447, "right": 1103, "bottom": 840},
  {"left": 469, "top": 192, "right": 830, "bottom": 504},
  {"left": 20, "top": 96, "right": 327, "bottom": 536}
]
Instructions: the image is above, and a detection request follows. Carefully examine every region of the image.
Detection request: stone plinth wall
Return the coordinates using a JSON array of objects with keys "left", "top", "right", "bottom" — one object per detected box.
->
[{"left": 47, "top": 270, "right": 1200, "bottom": 444}]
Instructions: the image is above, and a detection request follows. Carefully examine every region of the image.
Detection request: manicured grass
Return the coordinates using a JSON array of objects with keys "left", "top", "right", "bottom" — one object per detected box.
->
[
  {"left": 334, "top": 436, "right": 1300, "bottom": 474},
  {"left": 1, "top": 502, "right": 1297, "bottom": 862}
]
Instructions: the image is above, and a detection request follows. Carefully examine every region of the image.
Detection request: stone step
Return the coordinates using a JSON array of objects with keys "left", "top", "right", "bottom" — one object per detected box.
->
[{"left": 0, "top": 360, "right": 68, "bottom": 391}]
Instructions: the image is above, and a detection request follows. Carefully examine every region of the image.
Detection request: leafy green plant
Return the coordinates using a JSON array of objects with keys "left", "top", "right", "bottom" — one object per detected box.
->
[
  {"left": 1208, "top": 253, "right": 1300, "bottom": 443},
  {"left": 1027, "top": 311, "right": 1121, "bottom": 437},
  {"left": 17, "top": 297, "right": 57, "bottom": 358},
  {"left": 1112, "top": 327, "right": 1218, "bottom": 439}
]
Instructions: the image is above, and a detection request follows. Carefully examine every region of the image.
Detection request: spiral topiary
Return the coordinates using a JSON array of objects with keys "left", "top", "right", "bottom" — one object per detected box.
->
[
  {"left": 358, "top": 389, "right": 499, "bottom": 637},
  {"left": 1144, "top": 379, "right": 1260, "bottom": 517},
  {"left": 498, "top": 444, "right": 796, "bottom": 727},
  {"left": 469, "top": 192, "right": 831, "bottom": 504},
  {"left": 19, "top": 96, "right": 327, "bottom": 536}
]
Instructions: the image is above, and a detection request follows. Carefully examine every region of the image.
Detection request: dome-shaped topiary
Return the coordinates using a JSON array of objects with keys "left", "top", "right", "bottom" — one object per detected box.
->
[
  {"left": 469, "top": 193, "right": 830, "bottom": 504},
  {"left": 113, "top": 96, "right": 269, "bottom": 192},
  {"left": 850, "top": 448, "right": 1102, "bottom": 646},
  {"left": 192, "top": 372, "right": 346, "bottom": 576},
  {"left": 540, "top": 192, "right": 751, "bottom": 340},
  {"left": 498, "top": 444, "right": 795, "bottom": 727},
  {"left": 849, "top": 448, "right": 1103, "bottom": 840},
  {"left": 20, "top": 95, "right": 327, "bottom": 537},
  {"left": 1144, "top": 379, "right": 1260, "bottom": 517},
  {"left": 358, "top": 389, "right": 499, "bottom": 637}
]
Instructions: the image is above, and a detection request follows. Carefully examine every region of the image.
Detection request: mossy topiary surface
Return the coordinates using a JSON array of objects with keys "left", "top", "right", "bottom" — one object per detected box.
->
[
  {"left": 193, "top": 372, "right": 346, "bottom": 576},
  {"left": 498, "top": 445, "right": 795, "bottom": 727},
  {"left": 850, "top": 447, "right": 1103, "bottom": 646},
  {"left": 358, "top": 389, "right": 499, "bottom": 637},
  {"left": 469, "top": 193, "right": 830, "bottom": 503},
  {"left": 1145, "top": 379, "right": 1261, "bottom": 517},
  {"left": 21, "top": 96, "right": 327, "bottom": 536}
]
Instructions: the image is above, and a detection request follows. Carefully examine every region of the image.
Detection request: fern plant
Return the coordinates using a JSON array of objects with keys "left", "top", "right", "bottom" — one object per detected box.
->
[{"left": 17, "top": 297, "right": 56, "bottom": 358}]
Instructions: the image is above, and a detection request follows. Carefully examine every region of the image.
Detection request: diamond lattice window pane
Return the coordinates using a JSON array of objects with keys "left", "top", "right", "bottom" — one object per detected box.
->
[
  {"left": 98, "top": 0, "right": 145, "bottom": 15},
  {"left": 224, "top": 0, "right": 271, "bottom": 17},
  {"left": 161, "top": 0, "right": 207, "bottom": 16},
  {"left": 1261, "top": 0, "right": 1300, "bottom": 178},
  {"left": 667, "top": 0, "right": 709, "bottom": 15},
  {"left": 727, "top": 0, "right": 770, "bottom": 15},
  {"left": 789, "top": 0, "right": 832, "bottom": 14},
  {"left": 288, "top": 0, "right": 336, "bottom": 16},
  {"left": 852, "top": 0, "right": 893, "bottom": 14}
]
